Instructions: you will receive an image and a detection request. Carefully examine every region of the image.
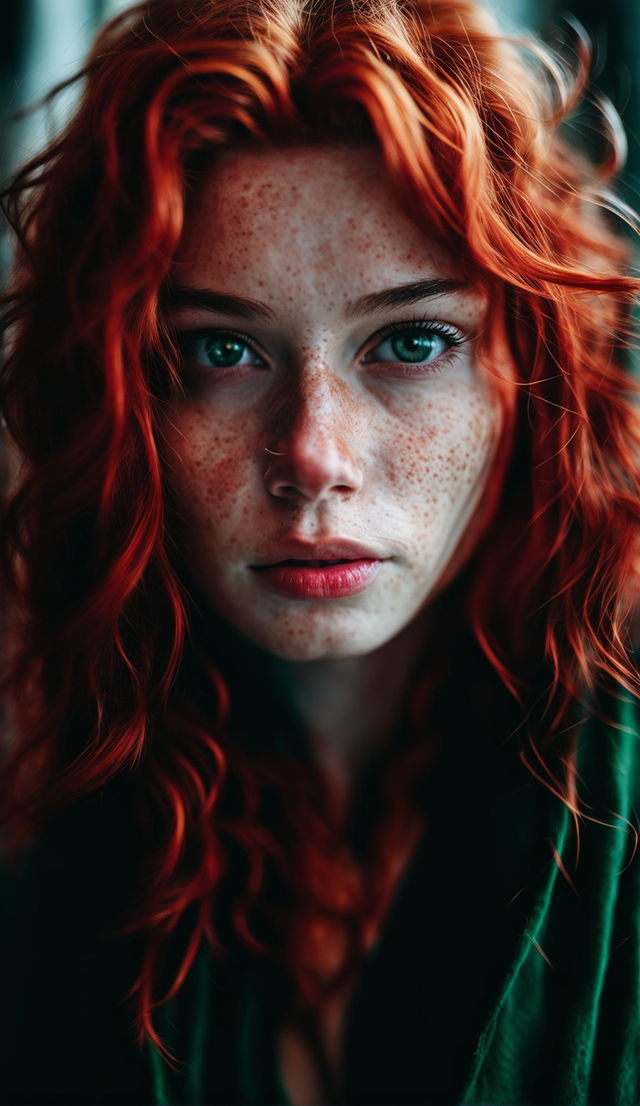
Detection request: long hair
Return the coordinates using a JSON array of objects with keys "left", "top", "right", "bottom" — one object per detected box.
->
[{"left": 1, "top": 0, "right": 639, "bottom": 1061}]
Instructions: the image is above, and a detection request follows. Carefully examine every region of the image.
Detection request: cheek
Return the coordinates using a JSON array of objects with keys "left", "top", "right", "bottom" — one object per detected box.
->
[
  {"left": 163, "top": 410, "right": 255, "bottom": 526},
  {"left": 385, "top": 384, "right": 500, "bottom": 506}
]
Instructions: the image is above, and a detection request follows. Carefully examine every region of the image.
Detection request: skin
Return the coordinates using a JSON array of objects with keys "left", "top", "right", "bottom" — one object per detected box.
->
[
  {"left": 161, "top": 142, "right": 505, "bottom": 786},
  {"left": 160, "top": 143, "right": 506, "bottom": 1103},
  {"left": 164, "top": 145, "right": 501, "bottom": 622}
]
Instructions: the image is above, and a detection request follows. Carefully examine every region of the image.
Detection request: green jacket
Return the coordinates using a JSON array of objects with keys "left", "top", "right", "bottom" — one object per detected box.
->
[{"left": 2, "top": 682, "right": 639, "bottom": 1104}]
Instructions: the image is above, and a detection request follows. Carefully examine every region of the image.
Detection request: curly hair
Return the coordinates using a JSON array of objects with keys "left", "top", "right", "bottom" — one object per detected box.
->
[{"left": 1, "top": 0, "right": 639, "bottom": 1063}]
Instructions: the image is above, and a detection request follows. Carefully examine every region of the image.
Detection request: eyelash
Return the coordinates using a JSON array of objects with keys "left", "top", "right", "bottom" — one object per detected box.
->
[
  {"left": 369, "top": 317, "right": 465, "bottom": 374},
  {"left": 175, "top": 315, "right": 466, "bottom": 378}
]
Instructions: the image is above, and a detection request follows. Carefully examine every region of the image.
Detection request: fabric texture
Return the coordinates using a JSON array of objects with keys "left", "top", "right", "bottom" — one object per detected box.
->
[
  {"left": 147, "top": 684, "right": 640, "bottom": 1106},
  {"left": 1, "top": 679, "right": 639, "bottom": 1105}
]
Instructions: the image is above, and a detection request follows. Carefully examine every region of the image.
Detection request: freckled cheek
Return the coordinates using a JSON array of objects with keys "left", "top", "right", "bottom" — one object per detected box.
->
[
  {"left": 379, "top": 394, "right": 499, "bottom": 496},
  {"left": 440, "top": 405, "right": 499, "bottom": 489},
  {"left": 163, "top": 415, "right": 258, "bottom": 531}
]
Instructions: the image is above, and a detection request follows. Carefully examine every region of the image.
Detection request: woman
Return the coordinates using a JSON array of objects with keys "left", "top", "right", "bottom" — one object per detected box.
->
[{"left": 1, "top": 0, "right": 639, "bottom": 1103}]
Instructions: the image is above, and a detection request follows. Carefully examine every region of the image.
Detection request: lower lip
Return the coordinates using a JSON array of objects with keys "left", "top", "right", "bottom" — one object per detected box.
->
[{"left": 253, "top": 559, "right": 384, "bottom": 599}]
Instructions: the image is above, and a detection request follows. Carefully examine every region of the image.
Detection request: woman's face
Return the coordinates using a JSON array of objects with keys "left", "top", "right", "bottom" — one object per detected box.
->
[{"left": 162, "top": 144, "right": 504, "bottom": 661}]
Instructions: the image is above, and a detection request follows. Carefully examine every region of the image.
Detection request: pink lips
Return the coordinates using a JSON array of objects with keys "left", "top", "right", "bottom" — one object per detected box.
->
[{"left": 251, "top": 540, "right": 387, "bottom": 599}]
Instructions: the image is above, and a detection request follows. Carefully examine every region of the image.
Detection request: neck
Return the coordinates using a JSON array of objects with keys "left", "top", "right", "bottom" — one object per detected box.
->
[
  {"left": 196, "top": 587, "right": 459, "bottom": 824},
  {"left": 281, "top": 612, "right": 432, "bottom": 799}
]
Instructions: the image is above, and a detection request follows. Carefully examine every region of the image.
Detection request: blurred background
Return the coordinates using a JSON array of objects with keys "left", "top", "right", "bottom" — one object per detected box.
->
[{"left": 1, "top": 0, "right": 639, "bottom": 208}]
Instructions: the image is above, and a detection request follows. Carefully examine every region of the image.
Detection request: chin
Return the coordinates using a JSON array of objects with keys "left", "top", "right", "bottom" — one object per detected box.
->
[{"left": 234, "top": 611, "right": 403, "bottom": 662}]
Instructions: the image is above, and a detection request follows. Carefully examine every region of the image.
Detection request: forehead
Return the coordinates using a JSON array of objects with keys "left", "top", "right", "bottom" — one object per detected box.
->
[{"left": 174, "top": 143, "right": 463, "bottom": 290}]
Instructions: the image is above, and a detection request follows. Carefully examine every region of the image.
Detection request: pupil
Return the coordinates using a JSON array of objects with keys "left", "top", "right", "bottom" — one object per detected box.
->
[
  {"left": 205, "top": 337, "right": 244, "bottom": 367},
  {"left": 391, "top": 331, "right": 436, "bottom": 363}
]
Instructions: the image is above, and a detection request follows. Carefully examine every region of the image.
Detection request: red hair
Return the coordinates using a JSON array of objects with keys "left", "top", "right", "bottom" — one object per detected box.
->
[{"left": 1, "top": 0, "right": 639, "bottom": 1063}]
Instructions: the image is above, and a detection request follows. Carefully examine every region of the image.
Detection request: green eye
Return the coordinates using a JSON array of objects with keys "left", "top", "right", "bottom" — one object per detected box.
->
[
  {"left": 200, "top": 336, "right": 248, "bottom": 367},
  {"left": 177, "top": 329, "right": 265, "bottom": 374},
  {"left": 372, "top": 327, "right": 452, "bottom": 364},
  {"left": 390, "top": 331, "right": 444, "bottom": 362}
]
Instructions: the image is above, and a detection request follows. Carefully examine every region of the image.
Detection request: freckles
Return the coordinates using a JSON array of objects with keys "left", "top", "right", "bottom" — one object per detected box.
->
[
  {"left": 271, "top": 608, "right": 308, "bottom": 646},
  {"left": 384, "top": 435, "right": 433, "bottom": 492},
  {"left": 197, "top": 455, "right": 251, "bottom": 518},
  {"left": 167, "top": 413, "right": 252, "bottom": 521},
  {"left": 438, "top": 416, "right": 495, "bottom": 488},
  {"left": 382, "top": 383, "right": 497, "bottom": 525}
]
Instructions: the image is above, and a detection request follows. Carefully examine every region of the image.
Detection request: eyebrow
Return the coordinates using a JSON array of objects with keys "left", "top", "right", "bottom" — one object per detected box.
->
[{"left": 165, "top": 277, "right": 465, "bottom": 323}]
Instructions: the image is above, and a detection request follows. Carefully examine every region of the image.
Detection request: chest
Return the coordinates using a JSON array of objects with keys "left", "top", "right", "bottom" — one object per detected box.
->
[{"left": 276, "top": 814, "right": 426, "bottom": 1106}]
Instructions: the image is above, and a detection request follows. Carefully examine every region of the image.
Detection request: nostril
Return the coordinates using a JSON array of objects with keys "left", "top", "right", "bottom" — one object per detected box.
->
[{"left": 264, "top": 440, "right": 364, "bottom": 502}]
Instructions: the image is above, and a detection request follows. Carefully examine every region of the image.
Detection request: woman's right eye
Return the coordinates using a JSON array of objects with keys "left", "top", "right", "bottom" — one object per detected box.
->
[{"left": 176, "top": 329, "right": 266, "bottom": 373}]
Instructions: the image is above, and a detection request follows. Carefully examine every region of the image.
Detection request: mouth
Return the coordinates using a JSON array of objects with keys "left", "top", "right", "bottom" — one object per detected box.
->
[
  {"left": 252, "top": 538, "right": 386, "bottom": 568},
  {"left": 267, "top": 557, "right": 372, "bottom": 568},
  {"left": 251, "top": 543, "right": 387, "bottom": 599}
]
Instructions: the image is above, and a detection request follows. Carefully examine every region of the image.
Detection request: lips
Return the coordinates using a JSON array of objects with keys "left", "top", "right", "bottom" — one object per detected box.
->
[
  {"left": 251, "top": 539, "right": 387, "bottom": 599},
  {"left": 252, "top": 539, "right": 384, "bottom": 568},
  {"left": 274, "top": 557, "right": 362, "bottom": 567}
]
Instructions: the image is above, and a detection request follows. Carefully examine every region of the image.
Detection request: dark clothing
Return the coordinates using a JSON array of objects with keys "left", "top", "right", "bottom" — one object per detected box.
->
[{"left": 2, "top": 684, "right": 639, "bottom": 1105}]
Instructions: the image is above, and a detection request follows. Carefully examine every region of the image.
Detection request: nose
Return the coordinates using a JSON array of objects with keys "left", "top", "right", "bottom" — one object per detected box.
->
[{"left": 264, "top": 372, "right": 364, "bottom": 504}]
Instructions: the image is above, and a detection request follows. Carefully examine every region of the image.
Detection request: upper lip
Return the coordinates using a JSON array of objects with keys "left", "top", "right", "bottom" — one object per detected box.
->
[{"left": 252, "top": 538, "right": 387, "bottom": 567}]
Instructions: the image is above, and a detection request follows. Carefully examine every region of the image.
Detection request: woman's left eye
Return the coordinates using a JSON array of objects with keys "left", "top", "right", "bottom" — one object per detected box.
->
[{"left": 366, "top": 322, "right": 463, "bottom": 368}]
